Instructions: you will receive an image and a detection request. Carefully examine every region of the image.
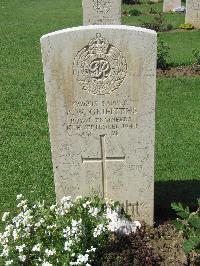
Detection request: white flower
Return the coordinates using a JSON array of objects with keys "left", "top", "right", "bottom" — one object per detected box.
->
[
  {"left": 50, "top": 205, "right": 56, "bottom": 211},
  {"left": 17, "top": 200, "right": 27, "bottom": 208},
  {"left": 5, "top": 224, "right": 14, "bottom": 233},
  {"left": 0, "top": 245, "right": 9, "bottom": 257},
  {"left": 61, "top": 196, "right": 71, "bottom": 204},
  {"left": 75, "top": 195, "right": 82, "bottom": 201},
  {"left": 12, "top": 229, "right": 19, "bottom": 241},
  {"left": 77, "top": 254, "right": 89, "bottom": 263},
  {"left": 2, "top": 212, "right": 9, "bottom": 222},
  {"left": 88, "top": 207, "right": 99, "bottom": 217},
  {"left": 134, "top": 220, "right": 141, "bottom": 228},
  {"left": 19, "top": 255, "right": 26, "bottom": 262},
  {"left": 63, "top": 226, "right": 71, "bottom": 238},
  {"left": 5, "top": 260, "right": 13, "bottom": 265},
  {"left": 23, "top": 204, "right": 28, "bottom": 211},
  {"left": 16, "top": 194, "right": 23, "bottom": 200},
  {"left": 45, "top": 248, "right": 56, "bottom": 257},
  {"left": 86, "top": 246, "right": 96, "bottom": 253},
  {"left": 63, "top": 201, "right": 73, "bottom": 210},
  {"left": 32, "top": 243, "right": 42, "bottom": 252},
  {"left": 93, "top": 224, "right": 106, "bottom": 238},
  {"left": 37, "top": 201, "right": 45, "bottom": 208},
  {"left": 47, "top": 224, "right": 57, "bottom": 230},
  {"left": 82, "top": 201, "right": 91, "bottom": 208},
  {"left": 42, "top": 262, "right": 52, "bottom": 266},
  {"left": 64, "top": 239, "right": 73, "bottom": 251},
  {"left": 16, "top": 244, "right": 25, "bottom": 253},
  {"left": 35, "top": 218, "right": 45, "bottom": 228}
]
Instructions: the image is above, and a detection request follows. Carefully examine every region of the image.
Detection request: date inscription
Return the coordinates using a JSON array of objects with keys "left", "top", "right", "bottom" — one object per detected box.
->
[{"left": 65, "top": 99, "right": 137, "bottom": 136}]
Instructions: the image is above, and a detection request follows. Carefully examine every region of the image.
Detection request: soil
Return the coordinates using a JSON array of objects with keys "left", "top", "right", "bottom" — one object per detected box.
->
[
  {"left": 157, "top": 65, "right": 200, "bottom": 78},
  {"left": 94, "top": 223, "right": 200, "bottom": 266}
]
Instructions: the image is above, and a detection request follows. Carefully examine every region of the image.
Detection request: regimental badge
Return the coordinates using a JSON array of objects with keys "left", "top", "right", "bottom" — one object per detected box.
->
[
  {"left": 92, "top": 0, "right": 111, "bottom": 14},
  {"left": 73, "top": 33, "right": 127, "bottom": 95}
]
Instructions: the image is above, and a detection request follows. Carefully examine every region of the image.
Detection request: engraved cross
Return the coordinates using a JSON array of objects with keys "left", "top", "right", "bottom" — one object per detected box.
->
[{"left": 82, "top": 134, "right": 125, "bottom": 198}]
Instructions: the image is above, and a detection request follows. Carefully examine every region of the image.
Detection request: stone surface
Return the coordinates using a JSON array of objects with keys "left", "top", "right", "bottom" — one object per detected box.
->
[
  {"left": 41, "top": 25, "right": 157, "bottom": 225},
  {"left": 82, "top": 0, "right": 121, "bottom": 25},
  {"left": 185, "top": 0, "right": 200, "bottom": 28},
  {"left": 163, "top": 0, "right": 181, "bottom": 12}
]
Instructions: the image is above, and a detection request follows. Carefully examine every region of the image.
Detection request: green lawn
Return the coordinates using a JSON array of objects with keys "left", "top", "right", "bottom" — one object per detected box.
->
[{"left": 0, "top": 0, "right": 199, "bottom": 217}]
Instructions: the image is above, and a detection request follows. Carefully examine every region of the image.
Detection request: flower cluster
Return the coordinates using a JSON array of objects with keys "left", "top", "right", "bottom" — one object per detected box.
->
[{"left": 0, "top": 195, "right": 136, "bottom": 265}]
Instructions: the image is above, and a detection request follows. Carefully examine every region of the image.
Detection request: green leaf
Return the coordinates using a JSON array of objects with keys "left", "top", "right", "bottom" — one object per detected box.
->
[
  {"left": 183, "top": 239, "right": 195, "bottom": 253},
  {"left": 172, "top": 219, "right": 184, "bottom": 230},
  {"left": 189, "top": 215, "right": 200, "bottom": 229},
  {"left": 171, "top": 202, "right": 190, "bottom": 219},
  {"left": 197, "top": 199, "right": 200, "bottom": 207}
]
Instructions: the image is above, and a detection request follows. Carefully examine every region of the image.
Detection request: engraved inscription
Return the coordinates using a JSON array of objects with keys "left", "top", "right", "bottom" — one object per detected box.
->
[
  {"left": 194, "top": 2, "right": 200, "bottom": 17},
  {"left": 73, "top": 33, "right": 127, "bottom": 95},
  {"left": 121, "top": 201, "right": 140, "bottom": 217},
  {"left": 92, "top": 0, "right": 111, "bottom": 14},
  {"left": 64, "top": 99, "right": 137, "bottom": 137},
  {"left": 82, "top": 134, "right": 125, "bottom": 198}
]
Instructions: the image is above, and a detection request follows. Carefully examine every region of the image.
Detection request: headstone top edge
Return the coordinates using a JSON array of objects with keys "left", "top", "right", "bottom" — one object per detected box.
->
[{"left": 40, "top": 25, "right": 157, "bottom": 42}]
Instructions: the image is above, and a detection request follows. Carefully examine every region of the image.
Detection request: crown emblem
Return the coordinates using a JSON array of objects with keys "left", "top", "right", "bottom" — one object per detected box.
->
[
  {"left": 88, "top": 34, "right": 109, "bottom": 54},
  {"left": 73, "top": 33, "right": 127, "bottom": 95}
]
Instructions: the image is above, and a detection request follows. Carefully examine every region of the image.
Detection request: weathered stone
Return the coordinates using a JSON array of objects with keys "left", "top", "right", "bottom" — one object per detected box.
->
[
  {"left": 41, "top": 25, "right": 157, "bottom": 225},
  {"left": 185, "top": 0, "right": 200, "bottom": 28},
  {"left": 82, "top": 0, "right": 121, "bottom": 25},
  {"left": 163, "top": 0, "right": 181, "bottom": 12}
]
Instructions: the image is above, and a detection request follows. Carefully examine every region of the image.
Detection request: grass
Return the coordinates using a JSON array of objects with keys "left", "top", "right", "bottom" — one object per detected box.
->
[
  {"left": 159, "top": 31, "right": 200, "bottom": 66},
  {"left": 0, "top": 0, "right": 199, "bottom": 216},
  {"left": 156, "top": 78, "right": 200, "bottom": 182}
]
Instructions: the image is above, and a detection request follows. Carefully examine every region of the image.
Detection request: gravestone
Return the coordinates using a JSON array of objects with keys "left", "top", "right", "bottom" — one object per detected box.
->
[
  {"left": 163, "top": 0, "right": 181, "bottom": 12},
  {"left": 82, "top": 0, "right": 121, "bottom": 25},
  {"left": 41, "top": 25, "right": 157, "bottom": 225},
  {"left": 185, "top": 0, "right": 200, "bottom": 28}
]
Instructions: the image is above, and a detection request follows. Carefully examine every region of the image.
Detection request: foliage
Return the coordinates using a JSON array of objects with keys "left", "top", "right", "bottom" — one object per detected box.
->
[
  {"left": 141, "top": 13, "right": 165, "bottom": 32},
  {"left": 178, "top": 23, "right": 194, "bottom": 30},
  {"left": 192, "top": 49, "right": 200, "bottom": 65},
  {"left": 122, "top": 0, "right": 141, "bottom": 4},
  {"left": 166, "top": 24, "right": 174, "bottom": 31},
  {"left": 149, "top": 7, "right": 159, "bottom": 14},
  {"left": 157, "top": 40, "right": 170, "bottom": 69},
  {"left": 128, "top": 9, "right": 142, "bottom": 16},
  {"left": 171, "top": 200, "right": 200, "bottom": 254},
  {"left": 0, "top": 195, "right": 122, "bottom": 266}
]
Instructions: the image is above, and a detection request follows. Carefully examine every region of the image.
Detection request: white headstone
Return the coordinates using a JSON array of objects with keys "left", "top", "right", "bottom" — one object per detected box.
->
[
  {"left": 163, "top": 0, "right": 182, "bottom": 12},
  {"left": 185, "top": 0, "right": 200, "bottom": 28},
  {"left": 82, "top": 0, "right": 121, "bottom": 25},
  {"left": 41, "top": 25, "right": 157, "bottom": 225}
]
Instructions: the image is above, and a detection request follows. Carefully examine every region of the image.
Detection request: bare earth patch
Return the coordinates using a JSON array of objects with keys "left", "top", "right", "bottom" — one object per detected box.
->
[
  {"left": 94, "top": 223, "right": 200, "bottom": 265},
  {"left": 157, "top": 65, "right": 200, "bottom": 78}
]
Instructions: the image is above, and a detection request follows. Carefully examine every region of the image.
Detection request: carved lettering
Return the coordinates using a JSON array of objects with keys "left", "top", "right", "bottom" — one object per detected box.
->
[{"left": 121, "top": 200, "right": 140, "bottom": 217}]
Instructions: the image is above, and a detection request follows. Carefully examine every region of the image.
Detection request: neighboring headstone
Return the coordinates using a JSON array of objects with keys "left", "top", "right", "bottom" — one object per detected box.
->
[
  {"left": 185, "top": 0, "right": 200, "bottom": 28},
  {"left": 41, "top": 25, "right": 157, "bottom": 225},
  {"left": 82, "top": 0, "right": 121, "bottom": 25},
  {"left": 163, "top": 0, "right": 182, "bottom": 12}
]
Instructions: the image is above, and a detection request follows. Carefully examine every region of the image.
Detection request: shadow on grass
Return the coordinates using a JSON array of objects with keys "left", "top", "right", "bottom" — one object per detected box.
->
[{"left": 155, "top": 179, "right": 200, "bottom": 223}]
